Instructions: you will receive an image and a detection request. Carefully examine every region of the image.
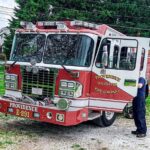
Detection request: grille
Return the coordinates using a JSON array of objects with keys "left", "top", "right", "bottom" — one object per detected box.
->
[{"left": 22, "top": 67, "right": 58, "bottom": 99}]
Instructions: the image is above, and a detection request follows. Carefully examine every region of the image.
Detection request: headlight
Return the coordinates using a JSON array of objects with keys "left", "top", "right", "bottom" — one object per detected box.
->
[
  {"left": 6, "top": 74, "right": 11, "bottom": 80},
  {"left": 5, "top": 73, "right": 18, "bottom": 90},
  {"left": 5, "top": 82, "right": 10, "bottom": 88},
  {"left": 60, "top": 90, "right": 67, "bottom": 96},
  {"left": 60, "top": 81, "right": 68, "bottom": 87},
  {"left": 67, "top": 91, "right": 74, "bottom": 97},
  {"left": 5, "top": 74, "right": 17, "bottom": 81},
  {"left": 60, "top": 80, "right": 75, "bottom": 88},
  {"left": 67, "top": 82, "right": 75, "bottom": 88},
  {"left": 10, "top": 75, "right": 17, "bottom": 81},
  {"left": 59, "top": 80, "right": 82, "bottom": 98},
  {"left": 10, "top": 83, "right": 15, "bottom": 88}
]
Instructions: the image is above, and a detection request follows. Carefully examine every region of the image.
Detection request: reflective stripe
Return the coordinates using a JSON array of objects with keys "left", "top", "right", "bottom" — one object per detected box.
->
[
  {"left": 54, "top": 96, "right": 127, "bottom": 109},
  {"left": 4, "top": 91, "right": 127, "bottom": 110},
  {"left": 90, "top": 97, "right": 130, "bottom": 103},
  {"left": 53, "top": 97, "right": 89, "bottom": 107},
  {"left": 89, "top": 100, "right": 126, "bottom": 110},
  {"left": 70, "top": 100, "right": 88, "bottom": 107}
]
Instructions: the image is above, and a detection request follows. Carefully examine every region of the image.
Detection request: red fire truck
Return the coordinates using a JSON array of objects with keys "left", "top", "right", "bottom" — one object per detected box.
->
[{"left": 0, "top": 20, "right": 150, "bottom": 127}]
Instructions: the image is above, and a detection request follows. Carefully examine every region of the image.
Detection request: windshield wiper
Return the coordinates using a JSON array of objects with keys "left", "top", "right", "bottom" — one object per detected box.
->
[
  {"left": 61, "top": 65, "right": 79, "bottom": 78},
  {"left": 61, "top": 55, "right": 79, "bottom": 78},
  {"left": 10, "top": 60, "right": 18, "bottom": 67}
]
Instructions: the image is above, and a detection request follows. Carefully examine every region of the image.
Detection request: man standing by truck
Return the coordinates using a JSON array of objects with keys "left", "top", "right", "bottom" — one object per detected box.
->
[{"left": 132, "top": 76, "right": 147, "bottom": 138}]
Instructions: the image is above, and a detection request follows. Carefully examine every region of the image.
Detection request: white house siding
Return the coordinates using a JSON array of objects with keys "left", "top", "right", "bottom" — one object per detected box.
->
[{"left": 0, "top": 0, "right": 17, "bottom": 29}]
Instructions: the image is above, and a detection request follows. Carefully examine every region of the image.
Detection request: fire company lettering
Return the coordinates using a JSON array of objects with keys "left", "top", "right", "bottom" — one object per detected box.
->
[{"left": 10, "top": 103, "right": 38, "bottom": 112}]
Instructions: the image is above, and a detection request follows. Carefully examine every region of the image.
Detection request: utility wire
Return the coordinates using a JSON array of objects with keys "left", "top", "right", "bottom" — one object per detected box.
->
[
  {"left": 54, "top": 1, "right": 150, "bottom": 12},
  {"left": 54, "top": 6, "right": 150, "bottom": 20},
  {"left": 52, "top": 7, "right": 150, "bottom": 31},
  {"left": 108, "top": 24, "right": 150, "bottom": 31},
  {"left": 86, "top": 0, "right": 150, "bottom": 9}
]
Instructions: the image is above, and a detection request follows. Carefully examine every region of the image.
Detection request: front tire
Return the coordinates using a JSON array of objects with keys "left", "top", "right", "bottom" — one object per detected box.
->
[{"left": 93, "top": 111, "right": 116, "bottom": 127}]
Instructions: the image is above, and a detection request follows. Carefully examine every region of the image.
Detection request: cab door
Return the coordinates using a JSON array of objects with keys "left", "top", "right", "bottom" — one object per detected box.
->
[{"left": 89, "top": 36, "right": 150, "bottom": 112}]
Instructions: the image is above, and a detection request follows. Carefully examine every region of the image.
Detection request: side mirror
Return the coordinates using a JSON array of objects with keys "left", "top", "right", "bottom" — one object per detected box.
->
[{"left": 101, "top": 45, "right": 108, "bottom": 68}]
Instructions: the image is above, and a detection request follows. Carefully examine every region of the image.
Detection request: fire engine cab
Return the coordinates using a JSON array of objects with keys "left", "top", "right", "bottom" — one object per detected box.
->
[{"left": 0, "top": 20, "right": 150, "bottom": 127}]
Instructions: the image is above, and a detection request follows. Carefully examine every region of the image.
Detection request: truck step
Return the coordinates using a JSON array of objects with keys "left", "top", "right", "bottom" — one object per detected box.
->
[{"left": 88, "top": 112, "right": 101, "bottom": 120}]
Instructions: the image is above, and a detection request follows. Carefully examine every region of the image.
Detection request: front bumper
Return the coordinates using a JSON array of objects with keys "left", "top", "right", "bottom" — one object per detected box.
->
[{"left": 0, "top": 98, "right": 88, "bottom": 126}]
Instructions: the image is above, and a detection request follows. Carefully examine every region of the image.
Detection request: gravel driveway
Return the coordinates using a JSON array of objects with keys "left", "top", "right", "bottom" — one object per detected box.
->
[{"left": 0, "top": 114, "right": 150, "bottom": 150}]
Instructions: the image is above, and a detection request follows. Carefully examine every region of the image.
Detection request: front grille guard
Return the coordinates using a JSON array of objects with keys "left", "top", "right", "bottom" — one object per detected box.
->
[{"left": 21, "top": 67, "right": 58, "bottom": 100}]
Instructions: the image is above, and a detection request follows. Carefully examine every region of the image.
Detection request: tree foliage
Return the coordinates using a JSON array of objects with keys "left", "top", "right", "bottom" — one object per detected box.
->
[{"left": 3, "top": 0, "right": 150, "bottom": 58}]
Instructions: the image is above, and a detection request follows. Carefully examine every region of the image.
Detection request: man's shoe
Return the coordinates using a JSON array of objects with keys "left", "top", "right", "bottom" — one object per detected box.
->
[
  {"left": 136, "top": 133, "right": 146, "bottom": 138},
  {"left": 131, "top": 130, "right": 139, "bottom": 135}
]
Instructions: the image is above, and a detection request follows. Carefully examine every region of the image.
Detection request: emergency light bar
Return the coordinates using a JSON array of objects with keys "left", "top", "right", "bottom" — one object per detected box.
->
[
  {"left": 20, "top": 21, "right": 36, "bottom": 30},
  {"left": 71, "top": 20, "right": 99, "bottom": 29},
  {"left": 37, "top": 21, "right": 68, "bottom": 30}
]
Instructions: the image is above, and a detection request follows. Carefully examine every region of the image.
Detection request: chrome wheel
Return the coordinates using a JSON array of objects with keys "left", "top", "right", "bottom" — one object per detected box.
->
[{"left": 105, "top": 111, "right": 115, "bottom": 120}]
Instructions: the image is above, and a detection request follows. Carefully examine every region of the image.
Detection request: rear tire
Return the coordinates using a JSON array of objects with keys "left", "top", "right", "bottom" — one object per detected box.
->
[
  {"left": 123, "top": 103, "right": 133, "bottom": 119},
  {"left": 93, "top": 111, "right": 116, "bottom": 127}
]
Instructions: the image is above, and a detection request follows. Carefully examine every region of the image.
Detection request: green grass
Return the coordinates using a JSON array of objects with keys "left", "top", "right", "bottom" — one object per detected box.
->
[
  {"left": 0, "top": 130, "right": 15, "bottom": 149},
  {"left": 0, "top": 118, "right": 20, "bottom": 149},
  {"left": 0, "top": 113, "right": 17, "bottom": 121},
  {"left": 146, "top": 96, "right": 150, "bottom": 117},
  {"left": 71, "top": 144, "right": 86, "bottom": 150},
  {"left": 0, "top": 113, "right": 36, "bottom": 149}
]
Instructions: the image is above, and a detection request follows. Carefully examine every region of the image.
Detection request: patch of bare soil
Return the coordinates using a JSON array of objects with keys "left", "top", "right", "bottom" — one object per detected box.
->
[{"left": 0, "top": 115, "right": 150, "bottom": 150}]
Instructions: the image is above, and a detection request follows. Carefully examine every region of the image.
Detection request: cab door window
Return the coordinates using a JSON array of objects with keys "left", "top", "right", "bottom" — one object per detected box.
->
[
  {"left": 96, "top": 38, "right": 138, "bottom": 70},
  {"left": 119, "top": 47, "right": 137, "bottom": 70},
  {"left": 95, "top": 39, "right": 110, "bottom": 68},
  {"left": 112, "top": 45, "right": 119, "bottom": 68}
]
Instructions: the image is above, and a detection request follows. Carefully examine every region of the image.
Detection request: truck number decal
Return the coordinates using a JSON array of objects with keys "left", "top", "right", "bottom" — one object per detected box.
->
[{"left": 16, "top": 109, "right": 30, "bottom": 118}]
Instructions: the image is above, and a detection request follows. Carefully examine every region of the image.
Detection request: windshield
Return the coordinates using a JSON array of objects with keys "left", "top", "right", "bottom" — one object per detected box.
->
[
  {"left": 11, "top": 33, "right": 94, "bottom": 67},
  {"left": 11, "top": 34, "right": 46, "bottom": 63},
  {"left": 44, "top": 34, "right": 94, "bottom": 67}
]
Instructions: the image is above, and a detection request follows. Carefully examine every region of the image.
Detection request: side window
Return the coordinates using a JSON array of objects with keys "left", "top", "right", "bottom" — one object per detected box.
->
[
  {"left": 112, "top": 45, "right": 119, "bottom": 68},
  {"left": 95, "top": 39, "right": 110, "bottom": 68},
  {"left": 119, "top": 47, "right": 137, "bottom": 70},
  {"left": 96, "top": 38, "right": 138, "bottom": 70}
]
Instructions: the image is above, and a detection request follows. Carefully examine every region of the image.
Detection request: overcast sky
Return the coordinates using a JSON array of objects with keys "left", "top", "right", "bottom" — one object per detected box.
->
[
  {"left": 0, "top": 0, "right": 17, "bottom": 29},
  {"left": 0, "top": 0, "right": 17, "bottom": 8}
]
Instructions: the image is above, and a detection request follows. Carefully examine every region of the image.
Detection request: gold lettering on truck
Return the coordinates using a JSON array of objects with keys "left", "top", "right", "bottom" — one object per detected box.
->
[{"left": 95, "top": 74, "right": 121, "bottom": 82}]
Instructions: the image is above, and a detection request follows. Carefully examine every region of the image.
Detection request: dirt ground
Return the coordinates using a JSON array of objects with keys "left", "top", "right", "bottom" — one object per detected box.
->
[{"left": 0, "top": 114, "right": 150, "bottom": 150}]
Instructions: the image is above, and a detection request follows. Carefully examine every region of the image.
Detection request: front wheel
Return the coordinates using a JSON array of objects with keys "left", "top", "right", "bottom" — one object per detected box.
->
[{"left": 93, "top": 111, "right": 116, "bottom": 127}]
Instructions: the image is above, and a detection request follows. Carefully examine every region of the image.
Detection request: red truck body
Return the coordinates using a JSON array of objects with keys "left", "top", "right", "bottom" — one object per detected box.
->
[{"left": 0, "top": 20, "right": 150, "bottom": 126}]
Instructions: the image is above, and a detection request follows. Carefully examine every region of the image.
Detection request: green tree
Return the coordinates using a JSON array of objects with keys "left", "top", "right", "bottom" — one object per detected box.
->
[
  {"left": 3, "top": 0, "right": 150, "bottom": 58},
  {"left": 3, "top": 0, "right": 52, "bottom": 58}
]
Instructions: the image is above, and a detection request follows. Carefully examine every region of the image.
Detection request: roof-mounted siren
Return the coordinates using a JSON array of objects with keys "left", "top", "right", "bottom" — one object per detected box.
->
[
  {"left": 20, "top": 21, "right": 36, "bottom": 31},
  {"left": 71, "top": 20, "right": 99, "bottom": 30},
  {"left": 36, "top": 21, "right": 68, "bottom": 31}
]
